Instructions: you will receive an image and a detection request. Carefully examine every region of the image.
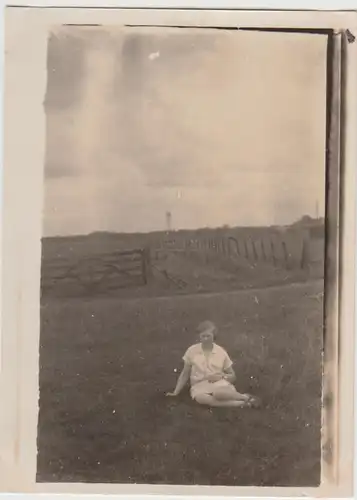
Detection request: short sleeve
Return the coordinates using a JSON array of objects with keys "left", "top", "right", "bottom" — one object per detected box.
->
[
  {"left": 182, "top": 347, "right": 193, "bottom": 365},
  {"left": 223, "top": 351, "right": 233, "bottom": 370}
]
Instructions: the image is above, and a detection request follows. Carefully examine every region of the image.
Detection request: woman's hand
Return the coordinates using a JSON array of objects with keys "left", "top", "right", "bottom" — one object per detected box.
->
[
  {"left": 207, "top": 373, "right": 224, "bottom": 383},
  {"left": 167, "top": 363, "right": 191, "bottom": 397}
]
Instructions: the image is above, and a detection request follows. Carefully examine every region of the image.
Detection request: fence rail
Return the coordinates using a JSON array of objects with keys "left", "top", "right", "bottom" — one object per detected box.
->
[{"left": 41, "top": 247, "right": 151, "bottom": 296}]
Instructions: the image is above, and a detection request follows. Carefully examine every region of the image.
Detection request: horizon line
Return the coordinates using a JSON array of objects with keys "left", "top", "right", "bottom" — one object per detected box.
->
[{"left": 42, "top": 217, "right": 325, "bottom": 240}]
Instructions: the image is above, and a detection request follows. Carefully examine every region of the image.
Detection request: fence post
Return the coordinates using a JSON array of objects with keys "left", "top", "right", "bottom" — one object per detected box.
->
[
  {"left": 270, "top": 239, "right": 276, "bottom": 266},
  {"left": 228, "top": 236, "right": 239, "bottom": 256},
  {"left": 244, "top": 239, "right": 249, "bottom": 260},
  {"left": 215, "top": 238, "right": 219, "bottom": 253},
  {"left": 252, "top": 240, "right": 258, "bottom": 261},
  {"left": 301, "top": 238, "right": 310, "bottom": 270},
  {"left": 222, "top": 238, "right": 227, "bottom": 256},
  {"left": 220, "top": 238, "right": 224, "bottom": 254},
  {"left": 227, "top": 238, "right": 231, "bottom": 256},
  {"left": 261, "top": 239, "right": 267, "bottom": 261},
  {"left": 141, "top": 249, "right": 147, "bottom": 285},
  {"left": 282, "top": 241, "right": 289, "bottom": 269},
  {"left": 142, "top": 247, "right": 152, "bottom": 285}
]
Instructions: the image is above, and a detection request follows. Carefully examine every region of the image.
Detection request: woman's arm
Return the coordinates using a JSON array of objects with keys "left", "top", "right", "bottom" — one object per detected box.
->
[
  {"left": 207, "top": 366, "right": 236, "bottom": 383},
  {"left": 166, "top": 363, "right": 191, "bottom": 396},
  {"left": 222, "top": 365, "right": 236, "bottom": 384}
]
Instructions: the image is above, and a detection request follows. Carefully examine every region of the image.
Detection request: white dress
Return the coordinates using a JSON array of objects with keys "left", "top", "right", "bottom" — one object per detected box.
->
[{"left": 182, "top": 343, "right": 235, "bottom": 400}]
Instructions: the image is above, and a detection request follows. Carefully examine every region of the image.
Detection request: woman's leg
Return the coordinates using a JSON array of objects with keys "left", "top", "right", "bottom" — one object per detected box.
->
[
  {"left": 213, "top": 385, "right": 251, "bottom": 402},
  {"left": 194, "top": 393, "right": 247, "bottom": 408}
]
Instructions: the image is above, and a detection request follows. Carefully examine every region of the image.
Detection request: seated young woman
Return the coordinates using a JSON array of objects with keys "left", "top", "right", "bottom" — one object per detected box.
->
[{"left": 166, "top": 320, "right": 260, "bottom": 408}]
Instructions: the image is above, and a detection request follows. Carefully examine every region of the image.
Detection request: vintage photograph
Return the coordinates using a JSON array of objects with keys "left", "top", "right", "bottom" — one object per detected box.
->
[{"left": 36, "top": 26, "right": 327, "bottom": 486}]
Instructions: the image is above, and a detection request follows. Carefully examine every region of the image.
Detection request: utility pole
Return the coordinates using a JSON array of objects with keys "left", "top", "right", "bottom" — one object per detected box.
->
[{"left": 166, "top": 211, "right": 172, "bottom": 232}]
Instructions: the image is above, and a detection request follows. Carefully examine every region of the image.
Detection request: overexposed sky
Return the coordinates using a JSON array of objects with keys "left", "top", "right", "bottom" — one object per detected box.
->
[{"left": 43, "top": 27, "right": 327, "bottom": 236}]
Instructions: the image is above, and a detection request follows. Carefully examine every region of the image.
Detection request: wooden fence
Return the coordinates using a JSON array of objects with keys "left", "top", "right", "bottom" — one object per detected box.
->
[
  {"left": 219, "top": 235, "right": 313, "bottom": 270},
  {"left": 41, "top": 247, "right": 151, "bottom": 296},
  {"left": 156, "top": 232, "right": 323, "bottom": 272}
]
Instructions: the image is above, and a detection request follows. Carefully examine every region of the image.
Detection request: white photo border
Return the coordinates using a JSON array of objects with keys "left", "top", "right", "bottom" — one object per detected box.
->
[{"left": 1, "top": 7, "right": 356, "bottom": 498}]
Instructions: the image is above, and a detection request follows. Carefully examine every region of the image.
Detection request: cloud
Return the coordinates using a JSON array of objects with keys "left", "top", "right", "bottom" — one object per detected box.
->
[{"left": 43, "top": 28, "right": 327, "bottom": 236}]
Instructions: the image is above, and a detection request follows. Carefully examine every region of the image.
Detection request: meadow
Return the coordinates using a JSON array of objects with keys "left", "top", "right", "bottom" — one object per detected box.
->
[{"left": 37, "top": 279, "right": 323, "bottom": 486}]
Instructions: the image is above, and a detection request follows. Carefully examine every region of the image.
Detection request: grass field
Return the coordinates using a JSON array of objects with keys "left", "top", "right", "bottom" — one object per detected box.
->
[{"left": 37, "top": 279, "right": 323, "bottom": 486}]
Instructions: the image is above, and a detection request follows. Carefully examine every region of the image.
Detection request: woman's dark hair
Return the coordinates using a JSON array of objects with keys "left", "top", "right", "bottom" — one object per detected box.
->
[{"left": 197, "top": 320, "right": 217, "bottom": 337}]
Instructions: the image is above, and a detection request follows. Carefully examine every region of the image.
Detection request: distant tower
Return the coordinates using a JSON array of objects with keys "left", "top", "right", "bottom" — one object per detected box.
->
[
  {"left": 315, "top": 201, "right": 319, "bottom": 219},
  {"left": 166, "top": 211, "right": 172, "bottom": 231}
]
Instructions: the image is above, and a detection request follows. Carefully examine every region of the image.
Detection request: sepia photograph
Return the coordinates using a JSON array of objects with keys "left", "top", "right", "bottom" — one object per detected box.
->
[
  {"left": 1, "top": 4, "right": 356, "bottom": 496},
  {"left": 1, "top": 4, "right": 357, "bottom": 496},
  {"left": 34, "top": 25, "right": 329, "bottom": 487}
]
